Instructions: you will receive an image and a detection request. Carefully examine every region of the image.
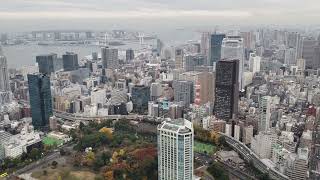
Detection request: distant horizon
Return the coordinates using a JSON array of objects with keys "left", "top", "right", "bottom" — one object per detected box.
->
[{"left": 2, "top": 0, "right": 320, "bottom": 32}]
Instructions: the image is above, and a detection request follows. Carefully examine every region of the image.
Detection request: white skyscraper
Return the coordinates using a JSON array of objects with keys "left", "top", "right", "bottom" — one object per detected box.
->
[
  {"left": 249, "top": 53, "right": 261, "bottom": 74},
  {"left": 259, "top": 96, "right": 271, "bottom": 132},
  {"left": 158, "top": 118, "right": 194, "bottom": 180},
  {"left": 221, "top": 36, "right": 245, "bottom": 90}
]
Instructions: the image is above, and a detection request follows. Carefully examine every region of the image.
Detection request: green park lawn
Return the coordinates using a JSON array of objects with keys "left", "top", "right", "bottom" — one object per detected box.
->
[
  {"left": 42, "top": 136, "right": 63, "bottom": 146},
  {"left": 194, "top": 141, "right": 216, "bottom": 155}
]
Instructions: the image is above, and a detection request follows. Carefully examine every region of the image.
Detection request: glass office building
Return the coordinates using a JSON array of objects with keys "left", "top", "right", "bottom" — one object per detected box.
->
[{"left": 28, "top": 74, "right": 53, "bottom": 131}]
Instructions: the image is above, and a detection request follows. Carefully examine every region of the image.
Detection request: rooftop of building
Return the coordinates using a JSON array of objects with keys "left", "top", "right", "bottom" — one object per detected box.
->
[{"left": 158, "top": 118, "right": 193, "bottom": 134}]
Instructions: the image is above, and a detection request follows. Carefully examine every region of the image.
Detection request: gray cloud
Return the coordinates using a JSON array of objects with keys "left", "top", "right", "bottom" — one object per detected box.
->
[{"left": 0, "top": 0, "right": 320, "bottom": 32}]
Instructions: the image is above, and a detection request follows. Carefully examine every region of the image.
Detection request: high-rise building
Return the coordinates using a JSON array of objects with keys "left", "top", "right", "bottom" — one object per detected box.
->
[
  {"left": 62, "top": 52, "right": 79, "bottom": 71},
  {"left": 101, "top": 47, "right": 119, "bottom": 69},
  {"left": 313, "top": 45, "right": 320, "bottom": 69},
  {"left": 297, "top": 59, "right": 306, "bottom": 72},
  {"left": 249, "top": 53, "right": 261, "bottom": 74},
  {"left": 240, "top": 31, "right": 255, "bottom": 50},
  {"left": 302, "top": 37, "right": 318, "bottom": 69},
  {"left": 36, "top": 53, "right": 62, "bottom": 74},
  {"left": 173, "top": 80, "right": 194, "bottom": 107},
  {"left": 259, "top": 96, "right": 271, "bottom": 132},
  {"left": 243, "top": 125, "right": 254, "bottom": 145},
  {"left": 251, "top": 132, "right": 277, "bottom": 159},
  {"left": 0, "top": 49, "right": 11, "bottom": 105},
  {"left": 221, "top": 36, "right": 245, "bottom": 90},
  {"left": 126, "top": 49, "right": 134, "bottom": 61},
  {"left": 0, "top": 52, "right": 10, "bottom": 92},
  {"left": 150, "top": 83, "right": 162, "bottom": 101},
  {"left": 175, "top": 48, "right": 184, "bottom": 69},
  {"left": 200, "top": 32, "right": 210, "bottom": 60},
  {"left": 184, "top": 54, "right": 206, "bottom": 72},
  {"left": 214, "top": 60, "right": 239, "bottom": 120},
  {"left": 157, "top": 118, "right": 194, "bottom": 180},
  {"left": 156, "top": 39, "right": 163, "bottom": 56},
  {"left": 28, "top": 74, "right": 53, "bottom": 131},
  {"left": 131, "top": 85, "right": 150, "bottom": 113},
  {"left": 285, "top": 148, "right": 309, "bottom": 180},
  {"left": 92, "top": 52, "right": 98, "bottom": 61},
  {"left": 179, "top": 71, "right": 214, "bottom": 105},
  {"left": 287, "top": 32, "right": 302, "bottom": 59},
  {"left": 285, "top": 47, "right": 297, "bottom": 65},
  {"left": 209, "top": 34, "right": 225, "bottom": 66}
]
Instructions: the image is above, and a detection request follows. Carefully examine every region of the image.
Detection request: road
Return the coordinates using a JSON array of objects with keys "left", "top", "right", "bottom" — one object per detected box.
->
[
  {"left": 195, "top": 152, "right": 256, "bottom": 180},
  {"left": 219, "top": 133, "right": 289, "bottom": 180},
  {"left": 53, "top": 110, "right": 162, "bottom": 124}
]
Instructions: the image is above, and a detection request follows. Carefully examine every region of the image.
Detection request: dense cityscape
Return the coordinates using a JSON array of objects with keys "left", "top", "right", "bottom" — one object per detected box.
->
[{"left": 1, "top": 27, "right": 320, "bottom": 180}]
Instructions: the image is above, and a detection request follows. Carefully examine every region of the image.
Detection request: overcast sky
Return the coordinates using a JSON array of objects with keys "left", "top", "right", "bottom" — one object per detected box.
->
[{"left": 1, "top": 0, "right": 320, "bottom": 31}]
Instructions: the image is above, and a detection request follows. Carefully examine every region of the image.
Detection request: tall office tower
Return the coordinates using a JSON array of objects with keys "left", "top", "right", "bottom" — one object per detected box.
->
[
  {"left": 0, "top": 52, "right": 10, "bottom": 92},
  {"left": 28, "top": 74, "right": 53, "bottom": 131},
  {"left": 173, "top": 80, "right": 194, "bottom": 107},
  {"left": 221, "top": 36, "right": 245, "bottom": 90},
  {"left": 200, "top": 32, "right": 210, "bottom": 59},
  {"left": 126, "top": 49, "right": 134, "bottom": 61},
  {"left": 156, "top": 39, "right": 163, "bottom": 56},
  {"left": 0, "top": 49, "right": 11, "bottom": 105},
  {"left": 214, "top": 60, "right": 239, "bottom": 120},
  {"left": 240, "top": 31, "right": 255, "bottom": 50},
  {"left": 285, "top": 47, "right": 297, "bottom": 65},
  {"left": 36, "top": 53, "right": 62, "bottom": 75},
  {"left": 297, "top": 59, "right": 306, "bottom": 72},
  {"left": 302, "top": 37, "right": 318, "bottom": 69},
  {"left": 258, "top": 96, "right": 271, "bottom": 132},
  {"left": 131, "top": 85, "right": 150, "bottom": 114},
  {"left": 249, "top": 53, "right": 261, "bottom": 74},
  {"left": 175, "top": 48, "right": 184, "bottom": 69},
  {"left": 150, "top": 83, "right": 162, "bottom": 101},
  {"left": 286, "top": 148, "right": 309, "bottom": 180},
  {"left": 208, "top": 34, "right": 225, "bottom": 66},
  {"left": 287, "top": 32, "right": 302, "bottom": 59},
  {"left": 62, "top": 52, "right": 79, "bottom": 71},
  {"left": 179, "top": 71, "right": 214, "bottom": 105},
  {"left": 101, "top": 47, "right": 119, "bottom": 69},
  {"left": 157, "top": 118, "right": 194, "bottom": 180},
  {"left": 310, "top": 107, "right": 320, "bottom": 179},
  {"left": 184, "top": 54, "right": 206, "bottom": 72},
  {"left": 313, "top": 45, "right": 320, "bottom": 69},
  {"left": 92, "top": 52, "right": 98, "bottom": 61}
]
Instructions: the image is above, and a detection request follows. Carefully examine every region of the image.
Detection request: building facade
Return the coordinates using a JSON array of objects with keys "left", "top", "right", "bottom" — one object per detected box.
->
[
  {"left": 62, "top": 52, "right": 79, "bottom": 71},
  {"left": 157, "top": 119, "right": 194, "bottom": 180},
  {"left": 131, "top": 85, "right": 150, "bottom": 113},
  {"left": 126, "top": 49, "right": 134, "bottom": 61},
  {"left": 214, "top": 60, "right": 239, "bottom": 120},
  {"left": 173, "top": 80, "right": 194, "bottom": 107},
  {"left": 28, "top": 74, "right": 53, "bottom": 131},
  {"left": 36, "top": 53, "right": 62, "bottom": 74},
  {"left": 101, "top": 47, "right": 119, "bottom": 69},
  {"left": 221, "top": 36, "right": 245, "bottom": 90},
  {"left": 209, "top": 34, "right": 226, "bottom": 66}
]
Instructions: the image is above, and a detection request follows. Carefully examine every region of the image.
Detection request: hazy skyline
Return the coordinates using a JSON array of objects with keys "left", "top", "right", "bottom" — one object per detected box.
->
[{"left": 1, "top": 0, "right": 320, "bottom": 31}]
